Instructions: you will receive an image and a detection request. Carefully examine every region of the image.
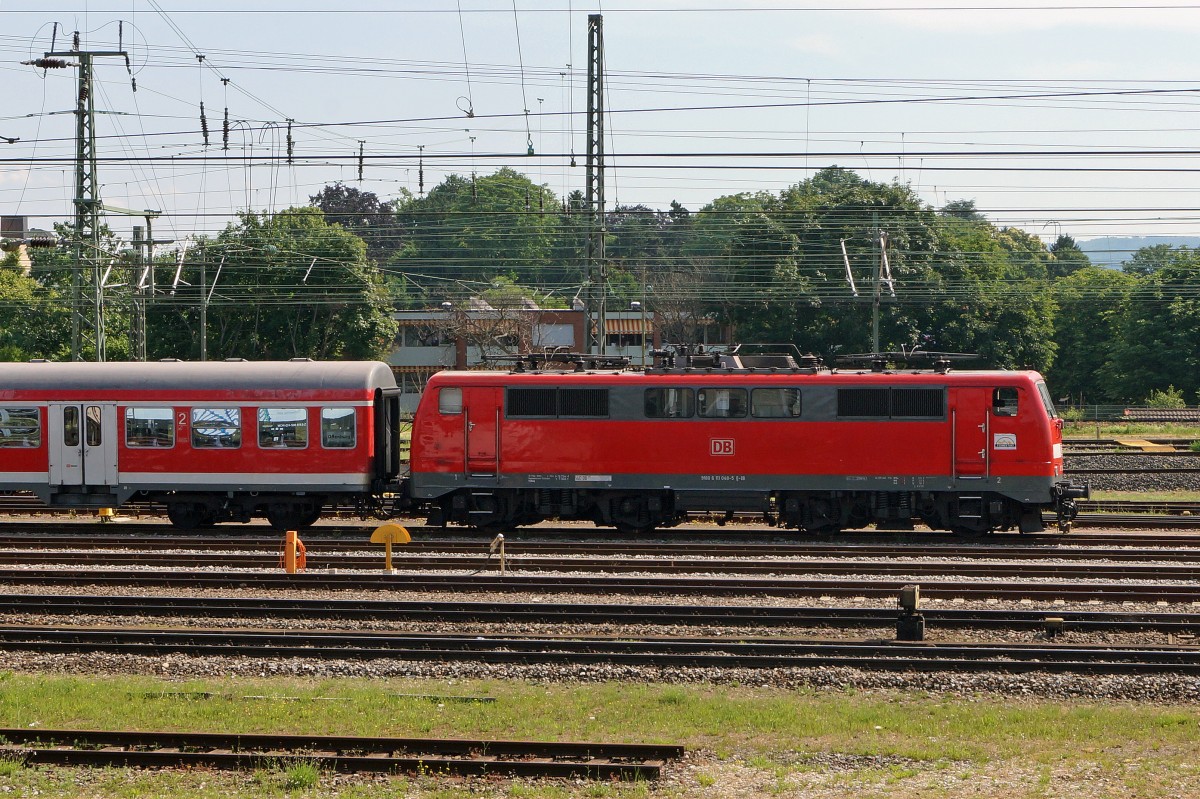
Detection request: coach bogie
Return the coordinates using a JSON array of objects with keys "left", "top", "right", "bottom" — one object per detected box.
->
[
  {"left": 265, "top": 498, "right": 325, "bottom": 531},
  {"left": 166, "top": 499, "right": 219, "bottom": 530}
]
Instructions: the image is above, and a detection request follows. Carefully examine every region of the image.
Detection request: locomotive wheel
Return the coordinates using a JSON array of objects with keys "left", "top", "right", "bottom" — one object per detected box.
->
[{"left": 167, "top": 503, "right": 216, "bottom": 530}]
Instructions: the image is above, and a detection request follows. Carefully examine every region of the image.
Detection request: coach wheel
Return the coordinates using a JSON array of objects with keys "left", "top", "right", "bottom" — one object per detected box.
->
[{"left": 167, "top": 503, "right": 216, "bottom": 531}]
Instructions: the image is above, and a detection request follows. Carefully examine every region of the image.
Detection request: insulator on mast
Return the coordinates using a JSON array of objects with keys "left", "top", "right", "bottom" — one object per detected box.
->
[
  {"left": 287, "top": 119, "right": 294, "bottom": 165},
  {"left": 200, "top": 102, "right": 209, "bottom": 146},
  {"left": 222, "top": 107, "right": 229, "bottom": 151}
]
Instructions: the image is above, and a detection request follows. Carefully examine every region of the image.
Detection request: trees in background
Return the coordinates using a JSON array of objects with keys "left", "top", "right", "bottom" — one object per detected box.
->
[{"left": 9, "top": 163, "right": 1200, "bottom": 405}]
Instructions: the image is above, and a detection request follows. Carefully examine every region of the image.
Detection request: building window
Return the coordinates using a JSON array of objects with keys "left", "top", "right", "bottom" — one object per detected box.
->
[
  {"left": 0, "top": 408, "right": 40, "bottom": 448},
  {"left": 698, "top": 388, "right": 747, "bottom": 418},
  {"left": 125, "top": 407, "right": 175, "bottom": 448},
  {"left": 191, "top": 408, "right": 242, "bottom": 448},
  {"left": 321, "top": 407, "right": 357, "bottom": 448},
  {"left": 751, "top": 388, "right": 802, "bottom": 418},
  {"left": 258, "top": 408, "right": 309, "bottom": 448}
]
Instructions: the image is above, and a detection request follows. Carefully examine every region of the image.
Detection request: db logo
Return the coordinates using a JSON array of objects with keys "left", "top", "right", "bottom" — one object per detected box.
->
[{"left": 710, "top": 438, "right": 735, "bottom": 456}]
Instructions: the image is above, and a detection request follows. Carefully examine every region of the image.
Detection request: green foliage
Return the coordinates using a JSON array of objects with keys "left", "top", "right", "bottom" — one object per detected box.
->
[
  {"left": 149, "top": 207, "right": 397, "bottom": 361},
  {"left": 393, "top": 168, "right": 563, "bottom": 297},
  {"left": 1144, "top": 385, "right": 1187, "bottom": 408}
]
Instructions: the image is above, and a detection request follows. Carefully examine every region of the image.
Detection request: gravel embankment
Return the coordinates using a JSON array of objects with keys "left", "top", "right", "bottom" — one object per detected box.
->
[{"left": 1064, "top": 452, "right": 1200, "bottom": 492}]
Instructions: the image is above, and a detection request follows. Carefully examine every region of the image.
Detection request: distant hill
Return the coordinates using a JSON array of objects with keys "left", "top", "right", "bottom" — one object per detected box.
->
[{"left": 1077, "top": 236, "right": 1200, "bottom": 269}]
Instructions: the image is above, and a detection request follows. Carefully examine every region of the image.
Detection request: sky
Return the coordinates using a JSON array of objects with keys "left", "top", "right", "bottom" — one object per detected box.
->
[{"left": 4, "top": 0, "right": 1200, "bottom": 254}]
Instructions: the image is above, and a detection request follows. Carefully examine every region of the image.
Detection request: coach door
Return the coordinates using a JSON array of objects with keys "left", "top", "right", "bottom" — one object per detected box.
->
[
  {"left": 463, "top": 387, "right": 501, "bottom": 476},
  {"left": 47, "top": 403, "right": 118, "bottom": 488},
  {"left": 952, "top": 388, "right": 989, "bottom": 479}
]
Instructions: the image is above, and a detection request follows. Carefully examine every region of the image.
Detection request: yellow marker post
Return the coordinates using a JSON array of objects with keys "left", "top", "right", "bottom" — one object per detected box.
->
[{"left": 371, "top": 523, "right": 411, "bottom": 571}]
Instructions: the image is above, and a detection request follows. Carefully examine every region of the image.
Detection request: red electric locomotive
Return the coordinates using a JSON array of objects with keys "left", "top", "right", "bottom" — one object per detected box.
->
[
  {"left": 409, "top": 349, "right": 1089, "bottom": 535},
  {"left": 0, "top": 360, "right": 404, "bottom": 529}
]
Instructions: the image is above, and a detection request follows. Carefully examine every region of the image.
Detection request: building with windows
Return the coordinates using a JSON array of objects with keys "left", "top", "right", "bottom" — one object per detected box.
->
[{"left": 387, "top": 302, "right": 677, "bottom": 413}]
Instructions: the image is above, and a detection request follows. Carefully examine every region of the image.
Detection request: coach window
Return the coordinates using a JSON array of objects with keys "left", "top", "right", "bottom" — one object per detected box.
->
[
  {"left": 63, "top": 406, "right": 79, "bottom": 447},
  {"left": 191, "top": 408, "right": 242, "bottom": 448},
  {"left": 644, "top": 388, "right": 694, "bottom": 419},
  {"left": 438, "top": 387, "right": 463, "bottom": 415},
  {"left": 0, "top": 408, "right": 41, "bottom": 448},
  {"left": 698, "top": 388, "right": 747, "bottom": 418},
  {"left": 321, "top": 407, "right": 357, "bottom": 448},
  {"left": 751, "top": 388, "right": 802, "bottom": 418},
  {"left": 125, "top": 408, "right": 175, "bottom": 448},
  {"left": 258, "top": 408, "right": 308, "bottom": 449},
  {"left": 85, "top": 406, "right": 103, "bottom": 447},
  {"left": 993, "top": 387, "right": 1019, "bottom": 417}
]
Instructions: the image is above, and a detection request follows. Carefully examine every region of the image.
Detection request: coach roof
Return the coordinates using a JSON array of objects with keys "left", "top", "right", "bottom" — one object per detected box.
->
[{"left": 0, "top": 360, "right": 397, "bottom": 393}]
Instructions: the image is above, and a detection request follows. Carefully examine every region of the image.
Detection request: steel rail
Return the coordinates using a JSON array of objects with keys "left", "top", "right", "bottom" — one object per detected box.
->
[
  {"left": 3, "top": 534, "right": 1200, "bottom": 562},
  {"left": 0, "top": 728, "right": 679, "bottom": 780},
  {"left": 0, "top": 625, "right": 1198, "bottom": 675},
  {"left": 0, "top": 567, "right": 1195, "bottom": 602},
  {"left": 0, "top": 549, "right": 1198, "bottom": 580},
  {"left": 4, "top": 592, "right": 1200, "bottom": 634}
]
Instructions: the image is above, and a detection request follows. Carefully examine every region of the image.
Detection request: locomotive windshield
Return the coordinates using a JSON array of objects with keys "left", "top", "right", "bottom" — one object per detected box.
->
[{"left": 1035, "top": 381, "right": 1058, "bottom": 419}]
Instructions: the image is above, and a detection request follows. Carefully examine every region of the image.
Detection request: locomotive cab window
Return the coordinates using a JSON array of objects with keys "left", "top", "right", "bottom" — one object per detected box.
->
[
  {"left": 751, "top": 388, "right": 802, "bottom": 418},
  {"left": 438, "top": 387, "right": 463, "bottom": 415},
  {"left": 698, "top": 388, "right": 747, "bottom": 418},
  {"left": 125, "top": 407, "right": 175, "bottom": 448},
  {"left": 321, "top": 407, "right": 357, "bottom": 448},
  {"left": 644, "top": 388, "right": 695, "bottom": 419},
  {"left": 993, "top": 387, "right": 1019, "bottom": 417},
  {"left": 191, "top": 408, "right": 242, "bottom": 449},
  {"left": 258, "top": 408, "right": 308, "bottom": 449},
  {"left": 0, "top": 408, "right": 41, "bottom": 448}
]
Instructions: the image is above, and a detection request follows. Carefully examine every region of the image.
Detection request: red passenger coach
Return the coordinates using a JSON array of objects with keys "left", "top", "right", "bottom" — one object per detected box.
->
[
  {"left": 0, "top": 360, "right": 404, "bottom": 529},
  {"left": 409, "top": 350, "right": 1089, "bottom": 535}
]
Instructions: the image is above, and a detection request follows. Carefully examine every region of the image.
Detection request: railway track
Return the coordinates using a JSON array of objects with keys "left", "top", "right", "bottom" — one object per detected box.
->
[
  {"left": 0, "top": 567, "right": 1195, "bottom": 602},
  {"left": 2, "top": 624, "right": 1198, "bottom": 675},
  {"left": 5, "top": 592, "right": 1200, "bottom": 635},
  {"left": 2, "top": 532, "right": 1200, "bottom": 561},
  {"left": 0, "top": 548, "right": 1197, "bottom": 581},
  {"left": 0, "top": 728, "right": 679, "bottom": 780}
]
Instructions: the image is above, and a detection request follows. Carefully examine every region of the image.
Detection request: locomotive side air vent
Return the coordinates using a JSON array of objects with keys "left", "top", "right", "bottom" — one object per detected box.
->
[
  {"left": 892, "top": 388, "right": 944, "bottom": 418},
  {"left": 837, "top": 388, "right": 890, "bottom": 418},
  {"left": 559, "top": 388, "right": 609, "bottom": 417},
  {"left": 507, "top": 388, "right": 557, "bottom": 417},
  {"left": 507, "top": 387, "right": 610, "bottom": 418},
  {"left": 837, "top": 388, "right": 946, "bottom": 419}
]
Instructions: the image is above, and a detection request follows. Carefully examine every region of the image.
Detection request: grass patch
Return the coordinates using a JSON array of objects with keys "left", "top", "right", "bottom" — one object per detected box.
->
[
  {"left": 1063, "top": 422, "right": 1200, "bottom": 439},
  {"left": 0, "top": 674, "right": 1198, "bottom": 796},
  {"left": 1088, "top": 489, "right": 1200, "bottom": 502}
]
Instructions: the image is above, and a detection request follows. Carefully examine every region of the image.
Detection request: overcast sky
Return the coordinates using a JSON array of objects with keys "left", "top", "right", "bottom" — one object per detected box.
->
[{"left": 4, "top": 1, "right": 1200, "bottom": 249}]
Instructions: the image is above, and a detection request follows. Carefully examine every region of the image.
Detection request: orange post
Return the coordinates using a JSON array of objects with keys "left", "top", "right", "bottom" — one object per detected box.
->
[{"left": 283, "top": 530, "right": 307, "bottom": 573}]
